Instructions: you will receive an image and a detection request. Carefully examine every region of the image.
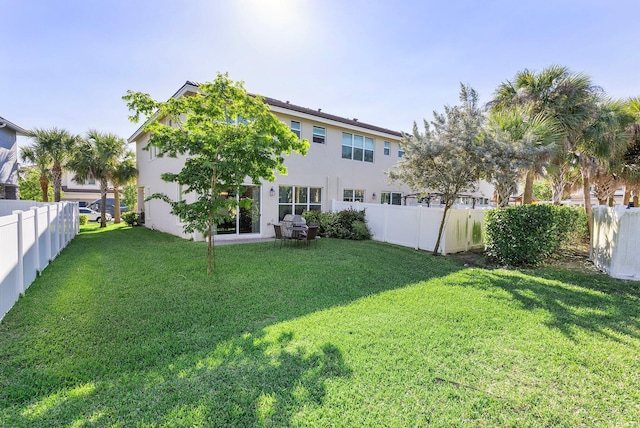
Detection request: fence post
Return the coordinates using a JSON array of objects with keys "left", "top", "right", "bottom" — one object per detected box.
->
[
  {"left": 13, "top": 210, "right": 25, "bottom": 296},
  {"left": 31, "top": 207, "right": 40, "bottom": 274},
  {"left": 415, "top": 205, "right": 422, "bottom": 250}
]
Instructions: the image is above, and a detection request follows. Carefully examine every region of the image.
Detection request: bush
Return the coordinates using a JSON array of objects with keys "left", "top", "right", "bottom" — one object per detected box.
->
[
  {"left": 122, "top": 212, "right": 141, "bottom": 227},
  {"left": 303, "top": 208, "right": 371, "bottom": 240},
  {"left": 484, "top": 204, "right": 582, "bottom": 266},
  {"left": 79, "top": 214, "right": 88, "bottom": 225}
]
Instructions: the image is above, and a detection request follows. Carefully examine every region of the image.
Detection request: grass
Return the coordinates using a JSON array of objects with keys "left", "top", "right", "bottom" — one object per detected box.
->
[{"left": 1, "top": 223, "right": 639, "bottom": 426}]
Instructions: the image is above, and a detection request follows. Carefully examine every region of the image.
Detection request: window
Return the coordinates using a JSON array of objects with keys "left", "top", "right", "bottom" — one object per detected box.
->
[
  {"left": 87, "top": 177, "right": 96, "bottom": 185},
  {"left": 384, "top": 141, "right": 390, "bottom": 156},
  {"left": 342, "top": 133, "right": 374, "bottom": 162},
  {"left": 343, "top": 189, "right": 365, "bottom": 202},
  {"left": 148, "top": 144, "right": 160, "bottom": 160},
  {"left": 291, "top": 121, "right": 301, "bottom": 138},
  {"left": 278, "top": 185, "right": 322, "bottom": 220},
  {"left": 381, "top": 192, "right": 402, "bottom": 205},
  {"left": 312, "top": 126, "right": 325, "bottom": 144},
  {"left": 398, "top": 144, "right": 405, "bottom": 158}
]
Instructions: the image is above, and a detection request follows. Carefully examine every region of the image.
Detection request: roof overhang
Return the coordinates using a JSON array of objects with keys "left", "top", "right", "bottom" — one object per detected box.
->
[{"left": 0, "top": 116, "right": 27, "bottom": 135}]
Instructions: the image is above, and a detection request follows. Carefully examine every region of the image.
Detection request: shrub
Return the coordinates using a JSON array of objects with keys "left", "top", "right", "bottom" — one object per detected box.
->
[
  {"left": 79, "top": 214, "right": 88, "bottom": 225},
  {"left": 122, "top": 211, "right": 141, "bottom": 227},
  {"left": 484, "top": 204, "right": 582, "bottom": 266},
  {"left": 302, "top": 208, "right": 372, "bottom": 240}
]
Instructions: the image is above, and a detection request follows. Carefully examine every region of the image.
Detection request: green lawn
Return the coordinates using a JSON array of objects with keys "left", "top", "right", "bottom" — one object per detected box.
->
[{"left": 1, "top": 224, "right": 639, "bottom": 427}]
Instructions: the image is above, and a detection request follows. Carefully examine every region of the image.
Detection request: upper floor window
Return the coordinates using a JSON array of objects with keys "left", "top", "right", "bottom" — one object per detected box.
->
[
  {"left": 87, "top": 177, "right": 96, "bottom": 185},
  {"left": 384, "top": 141, "right": 390, "bottom": 156},
  {"left": 398, "top": 144, "right": 405, "bottom": 158},
  {"left": 291, "top": 121, "right": 301, "bottom": 138},
  {"left": 342, "top": 133, "right": 374, "bottom": 163},
  {"left": 343, "top": 189, "right": 365, "bottom": 202},
  {"left": 312, "top": 126, "right": 325, "bottom": 144}
]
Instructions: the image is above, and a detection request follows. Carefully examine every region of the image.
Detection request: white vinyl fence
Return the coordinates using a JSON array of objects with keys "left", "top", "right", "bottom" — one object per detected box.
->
[
  {"left": 0, "top": 200, "right": 79, "bottom": 322},
  {"left": 591, "top": 206, "right": 640, "bottom": 281},
  {"left": 332, "top": 200, "right": 487, "bottom": 254}
]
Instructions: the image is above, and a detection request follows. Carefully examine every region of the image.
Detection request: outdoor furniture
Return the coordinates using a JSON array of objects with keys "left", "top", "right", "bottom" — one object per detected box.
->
[
  {"left": 273, "top": 224, "right": 287, "bottom": 247},
  {"left": 298, "top": 226, "right": 318, "bottom": 248}
]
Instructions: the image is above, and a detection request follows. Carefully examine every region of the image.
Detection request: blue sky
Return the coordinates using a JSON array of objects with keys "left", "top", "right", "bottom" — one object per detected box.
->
[{"left": 3, "top": 0, "right": 640, "bottom": 144}]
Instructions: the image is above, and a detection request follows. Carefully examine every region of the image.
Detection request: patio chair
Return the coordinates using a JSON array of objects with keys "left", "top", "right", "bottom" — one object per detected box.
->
[
  {"left": 273, "top": 224, "right": 287, "bottom": 248},
  {"left": 298, "top": 225, "right": 318, "bottom": 248}
]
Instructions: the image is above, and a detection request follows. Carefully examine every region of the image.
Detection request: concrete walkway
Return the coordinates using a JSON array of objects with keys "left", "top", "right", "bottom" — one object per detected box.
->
[{"left": 214, "top": 237, "right": 273, "bottom": 246}]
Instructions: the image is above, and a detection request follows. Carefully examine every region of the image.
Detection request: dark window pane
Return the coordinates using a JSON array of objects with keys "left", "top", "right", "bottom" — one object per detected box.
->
[
  {"left": 342, "top": 146, "right": 352, "bottom": 159},
  {"left": 364, "top": 149, "right": 374, "bottom": 162},
  {"left": 353, "top": 148, "right": 364, "bottom": 161}
]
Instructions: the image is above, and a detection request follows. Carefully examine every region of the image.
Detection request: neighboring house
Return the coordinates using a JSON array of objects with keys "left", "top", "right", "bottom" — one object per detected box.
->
[
  {"left": 0, "top": 116, "right": 27, "bottom": 200},
  {"left": 60, "top": 172, "right": 114, "bottom": 205},
  {"left": 129, "top": 81, "right": 493, "bottom": 241}
]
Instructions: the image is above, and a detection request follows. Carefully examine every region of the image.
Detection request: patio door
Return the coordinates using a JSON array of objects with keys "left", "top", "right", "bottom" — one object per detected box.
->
[{"left": 215, "top": 185, "right": 261, "bottom": 235}]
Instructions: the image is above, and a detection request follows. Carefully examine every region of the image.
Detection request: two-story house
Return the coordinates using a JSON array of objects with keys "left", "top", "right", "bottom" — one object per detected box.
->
[
  {"left": 0, "top": 116, "right": 27, "bottom": 200},
  {"left": 128, "top": 81, "right": 492, "bottom": 241}
]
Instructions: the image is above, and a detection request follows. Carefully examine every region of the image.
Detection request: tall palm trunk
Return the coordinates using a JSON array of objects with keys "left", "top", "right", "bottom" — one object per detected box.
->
[
  {"left": 523, "top": 168, "right": 535, "bottom": 204},
  {"left": 39, "top": 175, "right": 49, "bottom": 202},
  {"left": 581, "top": 168, "right": 594, "bottom": 239},
  {"left": 52, "top": 161, "right": 63, "bottom": 202},
  {"left": 623, "top": 187, "right": 631, "bottom": 205},
  {"left": 100, "top": 178, "right": 109, "bottom": 228},
  {"left": 113, "top": 184, "right": 122, "bottom": 224}
]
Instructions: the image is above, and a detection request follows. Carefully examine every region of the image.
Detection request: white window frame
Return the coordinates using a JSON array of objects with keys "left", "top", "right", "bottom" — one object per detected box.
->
[
  {"left": 312, "top": 126, "right": 326, "bottom": 144},
  {"left": 278, "top": 185, "right": 322, "bottom": 220},
  {"left": 291, "top": 120, "right": 301, "bottom": 138},
  {"left": 381, "top": 191, "right": 402, "bottom": 205},
  {"left": 342, "top": 133, "right": 374, "bottom": 163},
  {"left": 383, "top": 141, "right": 390, "bottom": 156},
  {"left": 343, "top": 189, "right": 365, "bottom": 202},
  {"left": 398, "top": 144, "right": 405, "bottom": 158}
]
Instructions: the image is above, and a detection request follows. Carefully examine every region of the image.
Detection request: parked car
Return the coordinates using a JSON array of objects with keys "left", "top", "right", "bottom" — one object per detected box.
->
[
  {"left": 87, "top": 198, "right": 128, "bottom": 217},
  {"left": 79, "top": 207, "right": 112, "bottom": 223}
]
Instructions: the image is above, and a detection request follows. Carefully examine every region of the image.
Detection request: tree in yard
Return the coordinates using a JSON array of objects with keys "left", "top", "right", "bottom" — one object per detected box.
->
[
  {"left": 621, "top": 97, "right": 640, "bottom": 206},
  {"left": 387, "top": 84, "right": 485, "bottom": 255},
  {"left": 25, "top": 127, "right": 78, "bottom": 202},
  {"left": 19, "top": 139, "right": 52, "bottom": 202},
  {"left": 482, "top": 106, "right": 559, "bottom": 207},
  {"left": 490, "top": 65, "right": 598, "bottom": 204},
  {"left": 123, "top": 73, "right": 309, "bottom": 273},
  {"left": 110, "top": 150, "right": 137, "bottom": 223},
  {"left": 68, "top": 130, "right": 127, "bottom": 228},
  {"left": 18, "top": 167, "right": 55, "bottom": 201}
]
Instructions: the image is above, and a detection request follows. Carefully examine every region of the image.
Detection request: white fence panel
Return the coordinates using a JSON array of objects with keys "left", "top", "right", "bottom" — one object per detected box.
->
[
  {"left": 592, "top": 206, "right": 640, "bottom": 281},
  {"left": 0, "top": 200, "right": 79, "bottom": 322},
  {"left": 0, "top": 214, "right": 20, "bottom": 321},
  {"left": 331, "top": 200, "right": 487, "bottom": 254}
]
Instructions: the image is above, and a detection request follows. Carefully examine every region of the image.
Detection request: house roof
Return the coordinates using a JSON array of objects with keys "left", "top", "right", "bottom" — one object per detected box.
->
[
  {"left": 128, "top": 81, "right": 402, "bottom": 142},
  {"left": 0, "top": 116, "right": 27, "bottom": 135}
]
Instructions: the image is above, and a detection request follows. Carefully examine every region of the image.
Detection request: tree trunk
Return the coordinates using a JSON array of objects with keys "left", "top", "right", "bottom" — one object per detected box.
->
[
  {"left": 623, "top": 186, "right": 631, "bottom": 205},
  {"left": 608, "top": 196, "right": 615, "bottom": 207},
  {"left": 582, "top": 169, "right": 593, "bottom": 242},
  {"left": 432, "top": 203, "right": 452, "bottom": 256},
  {"left": 52, "top": 162, "right": 62, "bottom": 202},
  {"left": 39, "top": 175, "right": 49, "bottom": 202},
  {"left": 550, "top": 165, "right": 567, "bottom": 205},
  {"left": 523, "top": 168, "right": 535, "bottom": 204},
  {"left": 100, "top": 179, "right": 109, "bottom": 228},
  {"left": 207, "top": 210, "right": 215, "bottom": 274},
  {"left": 114, "top": 184, "right": 122, "bottom": 224}
]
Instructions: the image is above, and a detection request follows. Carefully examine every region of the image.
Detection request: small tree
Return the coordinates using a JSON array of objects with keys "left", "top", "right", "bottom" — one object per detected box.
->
[
  {"left": 123, "top": 73, "right": 309, "bottom": 273},
  {"left": 111, "top": 151, "right": 137, "bottom": 223},
  {"left": 122, "top": 182, "right": 138, "bottom": 213},
  {"left": 387, "top": 84, "right": 485, "bottom": 255}
]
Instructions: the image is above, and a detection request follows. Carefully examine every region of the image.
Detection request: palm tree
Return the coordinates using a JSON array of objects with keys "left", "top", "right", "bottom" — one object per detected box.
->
[
  {"left": 25, "top": 128, "right": 77, "bottom": 202},
  {"left": 68, "top": 130, "right": 126, "bottom": 228},
  {"left": 621, "top": 97, "right": 640, "bottom": 206},
  {"left": 491, "top": 65, "right": 598, "bottom": 204},
  {"left": 578, "top": 99, "right": 631, "bottom": 235},
  {"left": 110, "top": 150, "right": 137, "bottom": 223},
  {"left": 19, "top": 142, "right": 52, "bottom": 202},
  {"left": 483, "top": 106, "right": 560, "bottom": 207}
]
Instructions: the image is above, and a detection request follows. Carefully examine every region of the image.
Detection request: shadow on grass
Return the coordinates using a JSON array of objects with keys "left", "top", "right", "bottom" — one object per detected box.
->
[
  {"left": 8, "top": 329, "right": 350, "bottom": 426},
  {"left": 452, "top": 266, "right": 640, "bottom": 345},
  {"left": 1, "top": 225, "right": 450, "bottom": 425}
]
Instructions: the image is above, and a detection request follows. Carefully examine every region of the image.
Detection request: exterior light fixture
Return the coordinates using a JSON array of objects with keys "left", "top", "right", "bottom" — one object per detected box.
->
[
  {"left": 270, "top": 187, "right": 275, "bottom": 197},
  {"left": 372, "top": 192, "right": 377, "bottom": 200}
]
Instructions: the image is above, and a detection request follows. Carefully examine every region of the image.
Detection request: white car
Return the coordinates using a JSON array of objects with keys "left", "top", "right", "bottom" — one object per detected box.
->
[{"left": 79, "top": 207, "right": 112, "bottom": 222}]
